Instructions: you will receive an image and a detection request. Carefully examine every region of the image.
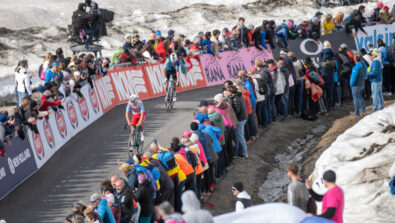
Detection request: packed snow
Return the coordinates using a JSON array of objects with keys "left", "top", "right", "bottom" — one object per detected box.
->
[
  {"left": 309, "top": 104, "right": 395, "bottom": 222},
  {"left": 0, "top": 0, "right": 393, "bottom": 97}
]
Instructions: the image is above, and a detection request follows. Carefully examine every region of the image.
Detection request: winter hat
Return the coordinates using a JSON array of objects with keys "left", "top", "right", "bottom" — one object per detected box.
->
[
  {"left": 190, "top": 122, "right": 199, "bottom": 131},
  {"left": 0, "top": 114, "right": 7, "bottom": 123},
  {"left": 340, "top": 43, "right": 348, "bottom": 49},
  {"left": 51, "top": 62, "right": 59, "bottom": 67},
  {"left": 105, "top": 193, "right": 115, "bottom": 204},
  {"left": 182, "top": 130, "right": 192, "bottom": 138},
  {"left": 280, "top": 49, "right": 288, "bottom": 55},
  {"left": 383, "top": 5, "right": 389, "bottom": 10},
  {"left": 74, "top": 71, "right": 81, "bottom": 77},
  {"left": 168, "top": 30, "right": 175, "bottom": 36},
  {"left": 125, "top": 34, "right": 132, "bottom": 40},
  {"left": 232, "top": 182, "right": 243, "bottom": 192},
  {"left": 377, "top": 1, "right": 383, "bottom": 7},
  {"left": 312, "top": 17, "right": 320, "bottom": 23},
  {"left": 323, "top": 170, "right": 336, "bottom": 183},
  {"left": 198, "top": 100, "right": 209, "bottom": 107},
  {"left": 138, "top": 173, "right": 148, "bottom": 182},
  {"left": 90, "top": 193, "right": 100, "bottom": 203},
  {"left": 368, "top": 50, "right": 377, "bottom": 57},
  {"left": 213, "top": 93, "right": 224, "bottom": 105},
  {"left": 156, "top": 30, "right": 162, "bottom": 36}
]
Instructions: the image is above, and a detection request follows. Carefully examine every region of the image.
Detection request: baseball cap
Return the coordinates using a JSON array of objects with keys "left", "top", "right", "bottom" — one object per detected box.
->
[
  {"left": 198, "top": 100, "right": 209, "bottom": 107},
  {"left": 182, "top": 130, "right": 192, "bottom": 138},
  {"left": 377, "top": 1, "right": 383, "bottom": 7},
  {"left": 383, "top": 5, "right": 389, "bottom": 10},
  {"left": 315, "top": 11, "right": 323, "bottom": 17},
  {"left": 368, "top": 50, "right": 377, "bottom": 56},
  {"left": 125, "top": 158, "right": 134, "bottom": 165},
  {"left": 133, "top": 33, "right": 140, "bottom": 38},
  {"left": 90, "top": 193, "right": 100, "bottom": 203},
  {"left": 51, "top": 62, "right": 59, "bottom": 67},
  {"left": 340, "top": 43, "right": 348, "bottom": 49}
]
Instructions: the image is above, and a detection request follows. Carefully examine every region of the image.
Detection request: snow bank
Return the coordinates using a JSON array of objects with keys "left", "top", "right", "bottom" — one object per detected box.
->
[
  {"left": 213, "top": 203, "right": 306, "bottom": 223},
  {"left": 310, "top": 104, "right": 395, "bottom": 222}
]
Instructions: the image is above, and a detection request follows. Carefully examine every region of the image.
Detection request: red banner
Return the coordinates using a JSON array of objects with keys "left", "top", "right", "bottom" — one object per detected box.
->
[{"left": 94, "top": 57, "right": 207, "bottom": 114}]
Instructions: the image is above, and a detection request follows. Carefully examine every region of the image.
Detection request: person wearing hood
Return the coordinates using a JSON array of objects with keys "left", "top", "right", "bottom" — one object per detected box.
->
[
  {"left": 225, "top": 85, "right": 248, "bottom": 158},
  {"left": 232, "top": 182, "right": 252, "bottom": 212},
  {"left": 181, "top": 190, "right": 213, "bottom": 223},
  {"left": 366, "top": 50, "right": 384, "bottom": 111},
  {"left": 135, "top": 173, "right": 154, "bottom": 223},
  {"left": 158, "top": 201, "right": 185, "bottom": 223}
]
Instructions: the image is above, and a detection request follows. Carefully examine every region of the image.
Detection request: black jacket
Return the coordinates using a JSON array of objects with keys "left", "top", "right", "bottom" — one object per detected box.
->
[
  {"left": 229, "top": 93, "right": 248, "bottom": 121},
  {"left": 264, "top": 26, "right": 276, "bottom": 50},
  {"left": 135, "top": 180, "right": 154, "bottom": 217},
  {"left": 150, "top": 158, "right": 174, "bottom": 204},
  {"left": 252, "top": 27, "right": 262, "bottom": 50},
  {"left": 115, "top": 186, "right": 134, "bottom": 221},
  {"left": 257, "top": 67, "right": 271, "bottom": 97},
  {"left": 307, "top": 22, "right": 321, "bottom": 40}
]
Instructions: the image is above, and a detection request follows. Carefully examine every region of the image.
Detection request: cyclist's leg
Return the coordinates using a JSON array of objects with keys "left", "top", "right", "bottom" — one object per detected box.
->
[
  {"left": 172, "top": 73, "right": 177, "bottom": 100},
  {"left": 165, "top": 70, "right": 171, "bottom": 96}
]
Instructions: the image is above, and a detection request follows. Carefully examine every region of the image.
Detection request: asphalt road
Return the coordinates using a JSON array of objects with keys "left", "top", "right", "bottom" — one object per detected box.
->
[{"left": 0, "top": 85, "right": 221, "bottom": 223}]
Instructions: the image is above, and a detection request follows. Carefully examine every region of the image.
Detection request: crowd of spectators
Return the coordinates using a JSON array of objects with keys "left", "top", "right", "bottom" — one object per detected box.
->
[{"left": 1, "top": 1, "right": 395, "bottom": 222}]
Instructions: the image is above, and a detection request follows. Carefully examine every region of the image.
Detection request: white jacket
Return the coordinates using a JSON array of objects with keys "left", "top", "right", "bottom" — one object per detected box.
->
[
  {"left": 235, "top": 191, "right": 252, "bottom": 212},
  {"left": 15, "top": 67, "right": 32, "bottom": 94}
]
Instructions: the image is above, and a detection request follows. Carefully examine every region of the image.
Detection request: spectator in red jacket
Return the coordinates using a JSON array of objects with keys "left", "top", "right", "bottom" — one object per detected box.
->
[
  {"left": 40, "top": 91, "right": 66, "bottom": 119},
  {"left": 118, "top": 46, "right": 137, "bottom": 65}
]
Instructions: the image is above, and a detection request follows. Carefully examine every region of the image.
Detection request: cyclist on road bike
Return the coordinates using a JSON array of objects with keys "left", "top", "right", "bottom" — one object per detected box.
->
[
  {"left": 125, "top": 94, "right": 146, "bottom": 143},
  {"left": 164, "top": 53, "right": 180, "bottom": 101}
]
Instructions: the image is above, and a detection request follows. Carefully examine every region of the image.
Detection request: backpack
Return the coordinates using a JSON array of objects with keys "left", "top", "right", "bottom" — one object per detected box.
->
[
  {"left": 186, "top": 150, "right": 199, "bottom": 168},
  {"left": 157, "top": 150, "right": 177, "bottom": 170},
  {"left": 40, "top": 66, "right": 47, "bottom": 81},
  {"left": 112, "top": 49, "right": 124, "bottom": 64},
  {"left": 255, "top": 76, "right": 266, "bottom": 95}
]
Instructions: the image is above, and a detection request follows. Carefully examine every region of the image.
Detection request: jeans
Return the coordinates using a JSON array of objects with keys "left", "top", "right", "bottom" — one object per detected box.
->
[
  {"left": 288, "top": 85, "right": 295, "bottom": 115},
  {"left": 283, "top": 88, "right": 289, "bottom": 117},
  {"left": 371, "top": 82, "right": 384, "bottom": 111},
  {"left": 351, "top": 85, "right": 366, "bottom": 116},
  {"left": 334, "top": 82, "right": 341, "bottom": 105},
  {"left": 83, "top": 29, "right": 95, "bottom": 48},
  {"left": 234, "top": 119, "right": 248, "bottom": 156},
  {"left": 275, "top": 94, "right": 288, "bottom": 118},
  {"left": 322, "top": 82, "right": 334, "bottom": 111},
  {"left": 17, "top": 91, "right": 28, "bottom": 106},
  {"left": 295, "top": 80, "right": 304, "bottom": 114},
  {"left": 138, "top": 216, "right": 152, "bottom": 223},
  {"left": 277, "top": 29, "right": 288, "bottom": 48},
  {"left": 262, "top": 99, "right": 271, "bottom": 125}
]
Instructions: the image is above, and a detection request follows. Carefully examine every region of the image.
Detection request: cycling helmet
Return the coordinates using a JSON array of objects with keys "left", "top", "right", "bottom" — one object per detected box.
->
[
  {"left": 129, "top": 94, "right": 138, "bottom": 102},
  {"left": 170, "top": 53, "right": 178, "bottom": 63}
]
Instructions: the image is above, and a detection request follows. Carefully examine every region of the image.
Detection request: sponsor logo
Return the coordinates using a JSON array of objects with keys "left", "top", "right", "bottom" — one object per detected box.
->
[
  {"left": 7, "top": 149, "right": 32, "bottom": 175},
  {"left": 179, "top": 58, "right": 204, "bottom": 88},
  {"left": 33, "top": 133, "right": 44, "bottom": 160},
  {"left": 67, "top": 101, "right": 78, "bottom": 129},
  {"left": 299, "top": 38, "right": 323, "bottom": 56},
  {"left": 0, "top": 167, "right": 5, "bottom": 181},
  {"left": 78, "top": 97, "right": 89, "bottom": 121},
  {"left": 55, "top": 110, "right": 67, "bottom": 138},
  {"left": 89, "top": 88, "right": 100, "bottom": 114},
  {"left": 355, "top": 26, "right": 394, "bottom": 50},
  {"left": 112, "top": 69, "right": 148, "bottom": 99},
  {"left": 43, "top": 121, "right": 55, "bottom": 149},
  {"left": 94, "top": 75, "right": 116, "bottom": 111},
  {"left": 226, "top": 52, "right": 247, "bottom": 79}
]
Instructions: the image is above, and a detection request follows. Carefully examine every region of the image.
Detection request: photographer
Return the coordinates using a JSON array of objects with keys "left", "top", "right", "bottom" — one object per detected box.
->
[{"left": 68, "top": 71, "right": 85, "bottom": 98}]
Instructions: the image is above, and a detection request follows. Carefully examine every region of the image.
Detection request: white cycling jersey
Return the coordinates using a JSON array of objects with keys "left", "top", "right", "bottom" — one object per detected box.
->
[{"left": 126, "top": 100, "right": 145, "bottom": 114}]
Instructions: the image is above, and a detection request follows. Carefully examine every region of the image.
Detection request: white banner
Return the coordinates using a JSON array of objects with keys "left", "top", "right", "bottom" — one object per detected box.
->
[
  {"left": 28, "top": 85, "right": 103, "bottom": 168},
  {"left": 354, "top": 23, "right": 395, "bottom": 51}
]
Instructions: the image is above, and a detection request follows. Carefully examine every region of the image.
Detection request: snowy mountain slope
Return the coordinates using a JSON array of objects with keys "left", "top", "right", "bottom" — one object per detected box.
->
[
  {"left": 310, "top": 104, "right": 395, "bottom": 222},
  {"left": 0, "top": 0, "right": 393, "bottom": 97}
]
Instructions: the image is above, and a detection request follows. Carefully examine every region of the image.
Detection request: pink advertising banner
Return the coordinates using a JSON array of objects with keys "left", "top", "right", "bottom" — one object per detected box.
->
[{"left": 200, "top": 47, "right": 274, "bottom": 86}]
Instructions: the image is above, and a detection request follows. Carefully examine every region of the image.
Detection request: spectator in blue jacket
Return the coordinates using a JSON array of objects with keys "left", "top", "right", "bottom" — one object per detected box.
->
[
  {"left": 90, "top": 193, "right": 116, "bottom": 223},
  {"left": 366, "top": 51, "right": 384, "bottom": 111},
  {"left": 350, "top": 54, "right": 367, "bottom": 116},
  {"left": 45, "top": 62, "right": 61, "bottom": 83},
  {"left": 202, "top": 32, "right": 215, "bottom": 57},
  {"left": 378, "top": 39, "right": 394, "bottom": 95}
]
